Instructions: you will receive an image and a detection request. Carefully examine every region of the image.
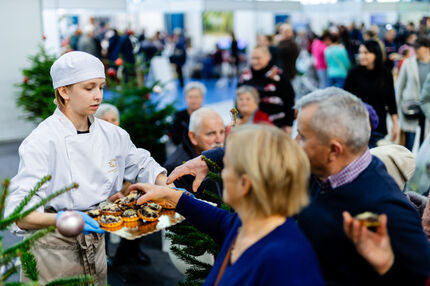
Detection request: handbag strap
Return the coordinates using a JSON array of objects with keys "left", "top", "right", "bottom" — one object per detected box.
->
[{"left": 214, "top": 235, "right": 238, "bottom": 286}]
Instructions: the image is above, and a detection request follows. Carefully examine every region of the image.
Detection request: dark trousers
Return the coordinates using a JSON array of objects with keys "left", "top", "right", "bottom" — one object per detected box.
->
[{"left": 176, "top": 65, "right": 184, "bottom": 88}]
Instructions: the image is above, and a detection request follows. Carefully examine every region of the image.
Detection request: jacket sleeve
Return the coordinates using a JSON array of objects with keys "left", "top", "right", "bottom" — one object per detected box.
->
[
  {"left": 202, "top": 148, "right": 225, "bottom": 170},
  {"left": 419, "top": 73, "right": 430, "bottom": 120},
  {"left": 384, "top": 70, "right": 398, "bottom": 115},
  {"left": 277, "top": 72, "right": 295, "bottom": 127},
  {"left": 5, "top": 138, "right": 49, "bottom": 235},
  {"left": 377, "top": 195, "right": 430, "bottom": 284},
  {"left": 395, "top": 61, "right": 408, "bottom": 105},
  {"left": 175, "top": 193, "right": 237, "bottom": 244},
  {"left": 122, "top": 131, "right": 166, "bottom": 184},
  {"left": 170, "top": 111, "right": 186, "bottom": 146},
  {"left": 422, "top": 191, "right": 430, "bottom": 242}
]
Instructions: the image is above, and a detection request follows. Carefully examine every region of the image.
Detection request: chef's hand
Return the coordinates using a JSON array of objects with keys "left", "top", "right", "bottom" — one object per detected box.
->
[
  {"left": 166, "top": 156, "right": 209, "bottom": 192},
  {"left": 108, "top": 181, "right": 132, "bottom": 202},
  {"left": 56, "top": 211, "right": 104, "bottom": 235}
]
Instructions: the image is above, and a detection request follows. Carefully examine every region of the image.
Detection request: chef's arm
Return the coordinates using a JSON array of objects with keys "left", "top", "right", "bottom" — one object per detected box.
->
[{"left": 16, "top": 211, "right": 56, "bottom": 230}]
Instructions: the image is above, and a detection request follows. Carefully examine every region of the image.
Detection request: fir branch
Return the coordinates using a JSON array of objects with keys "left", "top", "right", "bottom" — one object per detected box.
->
[
  {"left": 0, "top": 183, "right": 78, "bottom": 229},
  {"left": 1, "top": 265, "right": 19, "bottom": 282},
  {"left": 0, "top": 179, "right": 10, "bottom": 220},
  {"left": 178, "top": 281, "right": 202, "bottom": 286},
  {"left": 44, "top": 275, "right": 93, "bottom": 286},
  {"left": 170, "top": 245, "right": 213, "bottom": 269},
  {"left": 9, "top": 175, "right": 51, "bottom": 218},
  {"left": 1, "top": 227, "right": 55, "bottom": 265},
  {"left": 21, "top": 252, "right": 38, "bottom": 281},
  {"left": 185, "top": 266, "right": 211, "bottom": 282},
  {"left": 201, "top": 155, "right": 222, "bottom": 173},
  {"left": 206, "top": 171, "right": 222, "bottom": 183}
]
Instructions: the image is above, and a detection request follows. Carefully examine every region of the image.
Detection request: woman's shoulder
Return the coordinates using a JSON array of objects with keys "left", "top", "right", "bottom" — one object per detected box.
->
[{"left": 261, "top": 220, "right": 318, "bottom": 260}]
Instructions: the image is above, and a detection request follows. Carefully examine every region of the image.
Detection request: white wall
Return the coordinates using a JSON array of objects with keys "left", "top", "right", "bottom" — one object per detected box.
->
[{"left": 0, "top": 0, "right": 44, "bottom": 142}]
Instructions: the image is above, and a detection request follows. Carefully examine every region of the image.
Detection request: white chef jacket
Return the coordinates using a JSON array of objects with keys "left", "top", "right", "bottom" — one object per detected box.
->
[{"left": 5, "top": 108, "right": 166, "bottom": 234}]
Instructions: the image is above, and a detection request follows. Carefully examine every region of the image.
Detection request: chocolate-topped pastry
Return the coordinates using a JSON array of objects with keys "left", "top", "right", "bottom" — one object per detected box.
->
[
  {"left": 99, "top": 215, "right": 123, "bottom": 228},
  {"left": 142, "top": 201, "right": 162, "bottom": 212},
  {"left": 100, "top": 203, "right": 122, "bottom": 216},
  {"left": 122, "top": 209, "right": 139, "bottom": 222},
  {"left": 115, "top": 191, "right": 141, "bottom": 207},
  {"left": 87, "top": 209, "right": 101, "bottom": 218},
  {"left": 154, "top": 199, "right": 175, "bottom": 210},
  {"left": 138, "top": 205, "right": 160, "bottom": 222},
  {"left": 354, "top": 212, "right": 380, "bottom": 227}
]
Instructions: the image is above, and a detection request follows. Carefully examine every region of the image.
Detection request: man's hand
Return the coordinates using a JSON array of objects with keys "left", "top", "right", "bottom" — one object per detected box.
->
[
  {"left": 166, "top": 156, "right": 209, "bottom": 192},
  {"left": 343, "top": 211, "right": 394, "bottom": 275}
]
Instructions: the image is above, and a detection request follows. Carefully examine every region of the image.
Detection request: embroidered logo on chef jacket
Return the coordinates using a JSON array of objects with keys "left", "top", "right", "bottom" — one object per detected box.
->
[{"left": 108, "top": 159, "right": 118, "bottom": 173}]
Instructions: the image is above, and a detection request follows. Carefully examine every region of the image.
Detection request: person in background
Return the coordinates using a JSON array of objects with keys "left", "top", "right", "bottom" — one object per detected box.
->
[
  {"left": 135, "top": 124, "right": 325, "bottom": 286},
  {"left": 398, "top": 32, "right": 417, "bottom": 59},
  {"left": 235, "top": 86, "right": 273, "bottom": 126},
  {"left": 324, "top": 33, "right": 351, "bottom": 88},
  {"left": 383, "top": 28, "right": 398, "bottom": 71},
  {"left": 69, "top": 28, "right": 82, "bottom": 51},
  {"left": 396, "top": 36, "right": 430, "bottom": 150},
  {"left": 165, "top": 107, "right": 225, "bottom": 196},
  {"left": 77, "top": 25, "right": 101, "bottom": 59},
  {"left": 170, "top": 28, "right": 187, "bottom": 88},
  {"left": 169, "top": 81, "right": 206, "bottom": 146},
  {"left": 344, "top": 40, "right": 398, "bottom": 142},
  {"left": 278, "top": 24, "right": 300, "bottom": 81},
  {"left": 238, "top": 45, "right": 295, "bottom": 134},
  {"left": 420, "top": 73, "right": 430, "bottom": 122},
  {"left": 311, "top": 32, "right": 329, "bottom": 89},
  {"left": 95, "top": 103, "right": 120, "bottom": 126}
]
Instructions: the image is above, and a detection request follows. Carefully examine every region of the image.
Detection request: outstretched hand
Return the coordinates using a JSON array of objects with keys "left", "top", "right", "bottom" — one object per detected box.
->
[
  {"left": 166, "top": 156, "right": 209, "bottom": 192},
  {"left": 130, "top": 183, "right": 184, "bottom": 207},
  {"left": 343, "top": 211, "right": 394, "bottom": 275}
]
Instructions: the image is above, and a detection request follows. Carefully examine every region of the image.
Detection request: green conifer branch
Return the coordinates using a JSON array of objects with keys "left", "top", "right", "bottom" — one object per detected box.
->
[
  {"left": 0, "top": 179, "right": 10, "bottom": 220},
  {"left": 171, "top": 245, "right": 213, "bottom": 269},
  {"left": 201, "top": 156, "right": 222, "bottom": 173},
  {"left": 178, "top": 281, "right": 202, "bottom": 286},
  {"left": 44, "top": 275, "right": 94, "bottom": 286},
  {"left": 1, "top": 183, "right": 78, "bottom": 229},
  {"left": 206, "top": 171, "right": 222, "bottom": 182},
  {"left": 21, "top": 252, "right": 38, "bottom": 281},
  {"left": 186, "top": 267, "right": 211, "bottom": 282},
  {"left": 1, "top": 227, "right": 55, "bottom": 265},
  {"left": 9, "top": 175, "right": 52, "bottom": 218}
]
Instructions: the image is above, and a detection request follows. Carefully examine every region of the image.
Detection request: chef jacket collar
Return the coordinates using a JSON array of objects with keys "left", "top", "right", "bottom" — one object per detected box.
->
[{"left": 54, "top": 108, "right": 97, "bottom": 135}]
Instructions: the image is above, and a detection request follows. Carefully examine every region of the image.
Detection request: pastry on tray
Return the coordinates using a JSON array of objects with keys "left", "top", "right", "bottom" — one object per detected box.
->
[
  {"left": 87, "top": 209, "right": 101, "bottom": 220},
  {"left": 115, "top": 191, "right": 141, "bottom": 208},
  {"left": 100, "top": 203, "right": 123, "bottom": 216},
  {"left": 354, "top": 212, "right": 380, "bottom": 227},
  {"left": 99, "top": 215, "right": 123, "bottom": 228},
  {"left": 122, "top": 209, "right": 139, "bottom": 223},
  {"left": 137, "top": 204, "right": 161, "bottom": 222},
  {"left": 153, "top": 199, "right": 175, "bottom": 210}
]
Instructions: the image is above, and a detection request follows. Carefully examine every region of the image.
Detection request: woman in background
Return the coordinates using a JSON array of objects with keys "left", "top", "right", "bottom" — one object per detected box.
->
[{"left": 344, "top": 40, "right": 398, "bottom": 142}]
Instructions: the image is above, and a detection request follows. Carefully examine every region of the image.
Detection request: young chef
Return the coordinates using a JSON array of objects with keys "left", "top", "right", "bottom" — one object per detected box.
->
[{"left": 5, "top": 51, "right": 168, "bottom": 285}]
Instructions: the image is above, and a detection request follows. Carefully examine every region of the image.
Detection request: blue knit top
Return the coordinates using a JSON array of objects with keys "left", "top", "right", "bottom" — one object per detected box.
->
[{"left": 176, "top": 194, "right": 325, "bottom": 286}]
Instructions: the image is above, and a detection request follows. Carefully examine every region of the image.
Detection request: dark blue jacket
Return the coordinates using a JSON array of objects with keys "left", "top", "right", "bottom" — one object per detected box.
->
[{"left": 298, "top": 157, "right": 430, "bottom": 285}]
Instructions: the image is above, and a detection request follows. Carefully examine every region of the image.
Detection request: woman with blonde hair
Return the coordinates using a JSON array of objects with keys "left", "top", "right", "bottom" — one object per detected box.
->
[{"left": 131, "top": 124, "right": 324, "bottom": 285}]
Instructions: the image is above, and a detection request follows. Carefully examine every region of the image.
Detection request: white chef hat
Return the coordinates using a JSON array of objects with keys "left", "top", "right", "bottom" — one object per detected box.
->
[{"left": 50, "top": 51, "right": 105, "bottom": 89}]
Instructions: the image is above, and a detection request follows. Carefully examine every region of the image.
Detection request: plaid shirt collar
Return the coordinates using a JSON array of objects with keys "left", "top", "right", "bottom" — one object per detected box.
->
[{"left": 318, "top": 149, "right": 372, "bottom": 192}]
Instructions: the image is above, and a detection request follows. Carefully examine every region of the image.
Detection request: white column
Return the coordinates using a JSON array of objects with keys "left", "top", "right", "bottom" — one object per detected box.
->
[{"left": 0, "top": 0, "right": 44, "bottom": 142}]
